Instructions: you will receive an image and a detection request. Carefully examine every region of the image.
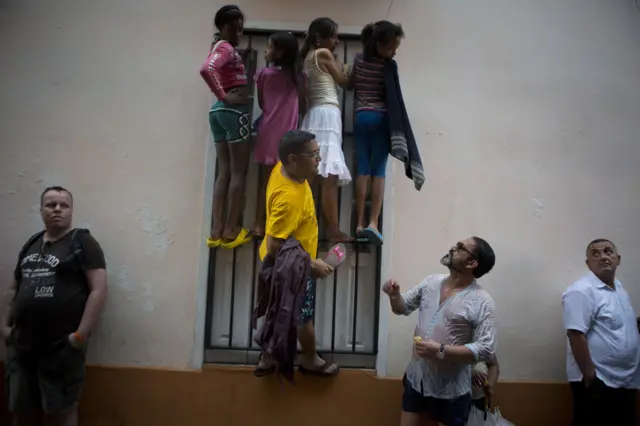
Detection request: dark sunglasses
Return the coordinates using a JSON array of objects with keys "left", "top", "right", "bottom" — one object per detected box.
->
[{"left": 455, "top": 241, "right": 476, "bottom": 259}]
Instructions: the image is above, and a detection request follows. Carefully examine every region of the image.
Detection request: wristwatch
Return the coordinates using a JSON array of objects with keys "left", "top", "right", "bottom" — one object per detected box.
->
[{"left": 436, "top": 343, "right": 445, "bottom": 360}]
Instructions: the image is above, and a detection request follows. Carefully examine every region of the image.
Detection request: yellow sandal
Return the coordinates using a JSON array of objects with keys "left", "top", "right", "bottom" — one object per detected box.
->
[
  {"left": 206, "top": 237, "right": 221, "bottom": 248},
  {"left": 220, "top": 228, "right": 253, "bottom": 250}
]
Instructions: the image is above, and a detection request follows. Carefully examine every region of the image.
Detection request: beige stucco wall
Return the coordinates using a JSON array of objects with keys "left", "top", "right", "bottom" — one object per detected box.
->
[{"left": 1, "top": 0, "right": 639, "bottom": 379}]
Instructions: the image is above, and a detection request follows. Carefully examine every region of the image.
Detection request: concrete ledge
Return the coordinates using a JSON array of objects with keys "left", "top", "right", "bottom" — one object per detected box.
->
[
  {"left": 3, "top": 363, "right": 640, "bottom": 425},
  {"left": 79, "top": 364, "right": 569, "bottom": 426}
]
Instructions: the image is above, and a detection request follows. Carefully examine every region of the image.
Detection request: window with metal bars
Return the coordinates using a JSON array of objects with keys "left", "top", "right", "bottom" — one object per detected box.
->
[{"left": 204, "top": 28, "right": 382, "bottom": 369}]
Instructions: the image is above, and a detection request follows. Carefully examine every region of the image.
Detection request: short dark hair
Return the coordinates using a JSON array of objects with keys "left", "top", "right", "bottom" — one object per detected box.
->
[
  {"left": 586, "top": 238, "right": 617, "bottom": 256},
  {"left": 471, "top": 236, "right": 495, "bottom": 278},
  {"left": 40, "top": 186, "right": 73, "bottom": 206},
  {"left": 214, "top": 5, "right": 244, "bottom": 31},
  {"left": 278, "top": 130, "right": 316, "bottom": 165}
]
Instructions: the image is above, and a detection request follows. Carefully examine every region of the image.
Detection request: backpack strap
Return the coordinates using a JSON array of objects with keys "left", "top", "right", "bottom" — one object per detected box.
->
[
  {"left": 60, "top": 228, "right": 90, "bottom": 265},
  {"left": 19, "top": 230, "right": 46, "bottom": 260}
]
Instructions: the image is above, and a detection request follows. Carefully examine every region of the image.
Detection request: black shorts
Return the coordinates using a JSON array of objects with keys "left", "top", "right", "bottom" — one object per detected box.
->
[
  {"left": 402, "top": 375, "right": 472, "bottom": 426},
  {"left": 6, "top": 342, "right": 86, "bottom": 414},
  {"left": 570, "top": 379, "right": 637, "bottom": 426},
  {"left": 472, "top": 397, "right": 486, "bottom": 412}
]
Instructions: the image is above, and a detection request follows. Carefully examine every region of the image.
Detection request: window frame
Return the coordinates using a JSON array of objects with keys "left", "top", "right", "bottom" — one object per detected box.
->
[{"left": 201, "top": 25, "right": 386, "bottom": 370}]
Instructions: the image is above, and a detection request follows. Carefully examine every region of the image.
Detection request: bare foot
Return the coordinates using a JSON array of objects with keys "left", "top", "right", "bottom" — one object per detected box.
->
[
  {"left": 258, "top": 355, "right": 275, "bottom": 370},
  {"left": 355, "top": 224, "right": 366, "bottom": 236},
  {"left": 210, "top": 227, "right": 223, "bottom": 241},
  {"left": 367, "top": 223, "right": 380, "bottom": 233},
  {"left": 254, "top": 354, "right": 276, "bottom": 377},
  {"left": 222, "top": 228, "right": 240, "bottom": 242},
  {"left": 327, "top": 228, "right": 353, "bottom": 243}
]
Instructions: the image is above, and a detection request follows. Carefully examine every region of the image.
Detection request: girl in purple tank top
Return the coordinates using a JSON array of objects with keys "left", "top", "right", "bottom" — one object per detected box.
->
[{"left": 253, "top": 32, "right": 305, "bottom": 236}]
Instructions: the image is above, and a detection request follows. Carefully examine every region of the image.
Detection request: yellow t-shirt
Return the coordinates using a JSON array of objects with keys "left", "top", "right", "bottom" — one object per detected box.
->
[{"left": 259, "top": 162, "right": 318, "bottom": 260}]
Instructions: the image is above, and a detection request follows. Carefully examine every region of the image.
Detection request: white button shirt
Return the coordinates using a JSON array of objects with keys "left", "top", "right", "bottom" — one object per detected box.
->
[
  {"left": 562, "top": 271, "right": 640, "bottom": 389},
  {"left": 402, "top": 274, "right": 498, "bottom": 399}
]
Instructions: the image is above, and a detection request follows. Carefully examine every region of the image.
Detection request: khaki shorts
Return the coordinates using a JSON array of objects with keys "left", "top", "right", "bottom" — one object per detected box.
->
[{"left": 5, "top": 341, "right": 86, "bottom": 414}]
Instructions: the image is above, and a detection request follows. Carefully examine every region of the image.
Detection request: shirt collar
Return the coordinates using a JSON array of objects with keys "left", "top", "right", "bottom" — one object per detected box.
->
[{"left": 587, "top": 270, "right": 620, "bottom": 290}]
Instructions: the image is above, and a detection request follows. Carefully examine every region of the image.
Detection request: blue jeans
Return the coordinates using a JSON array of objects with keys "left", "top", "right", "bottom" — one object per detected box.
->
[{"left": 354, "top": 110, "right": 390, "bottom": 177}]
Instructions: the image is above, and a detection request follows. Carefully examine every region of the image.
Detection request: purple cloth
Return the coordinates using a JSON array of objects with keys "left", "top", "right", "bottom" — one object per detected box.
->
[{"left": 252, "top": 237, "right": 310, "bottom": 384}]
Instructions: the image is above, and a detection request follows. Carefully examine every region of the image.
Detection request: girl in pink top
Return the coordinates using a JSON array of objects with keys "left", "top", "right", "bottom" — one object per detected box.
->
[
  {"left": 253, "top": 32, "right": 305, "bottom": 236},
  {"left": 199, "top": 5, "right": 253, "bottom": 250}
]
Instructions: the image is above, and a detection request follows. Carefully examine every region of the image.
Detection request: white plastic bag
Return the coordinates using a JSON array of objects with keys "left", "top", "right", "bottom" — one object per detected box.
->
[
  {"left": 467, "top": 405, "right": 515, "bottom": 426},
  {"left": 467, "top": 406, "right": 497, "bottom": 426},
  {"left": 494, "top": 408, "right": 515, "bottom": 426}
]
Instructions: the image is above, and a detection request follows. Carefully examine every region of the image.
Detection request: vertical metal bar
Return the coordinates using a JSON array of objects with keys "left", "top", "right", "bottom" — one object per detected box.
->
[
  {"left": 346, "top": 39, "right": 360, "bottom": 353},
  {"left": 373, "top": 245, "right": 382, "bottom": 354},
  {"left": 248, "top": 239, "right": 259, "bottom": 350},
  {"left": 330, "top": 273, "right": 338, "bottom": 353},
  {"left": 204, "top": 248, "right": 217, "bottom": 348},
  {"left": 372, "top": 204, "right": 384, "bottom": 353},
  {"left": 330, "top": 41, "right": 349, "bottom": 354},
  {"left": 228, "top": 247, "right": 238, "bottom": 347},
  {"left": 351, "top": 242, "right": 360, "bottom": 352},
  {"left": 245, "top": 37, "right": 259, "bottom": 352},
  {"left": 340, "top": 41, "right": 348, "bottom": 132},
  {"left": 204, "top": 146, "right": 220, "bottom": 348},
  {"left": 236, "top": 36, "right": 257, "bottom": 359}
]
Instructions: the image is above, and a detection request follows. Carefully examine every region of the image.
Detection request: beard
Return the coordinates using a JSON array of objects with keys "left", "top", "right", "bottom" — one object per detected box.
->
[
  {"left": 440, "top": 250, "right": 454, "bottom": 267},
  {"left": 441, "top": 249, "right": 465, "bottom": 274}
]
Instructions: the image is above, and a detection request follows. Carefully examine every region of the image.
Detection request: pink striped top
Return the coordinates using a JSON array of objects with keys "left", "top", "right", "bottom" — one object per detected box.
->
[{"left": 199, "top": 40, "right": 247, "bottom": 100}]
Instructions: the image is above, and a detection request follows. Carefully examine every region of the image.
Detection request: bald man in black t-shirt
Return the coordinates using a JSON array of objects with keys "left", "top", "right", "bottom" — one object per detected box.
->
[{"left": 1, "top": 186, "right": 108, "bottom": 426}]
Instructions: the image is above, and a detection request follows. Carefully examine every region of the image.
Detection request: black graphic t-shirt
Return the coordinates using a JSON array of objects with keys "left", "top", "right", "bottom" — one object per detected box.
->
[{"left": 12, "top": 230, "right": 106, "bottom": 351}]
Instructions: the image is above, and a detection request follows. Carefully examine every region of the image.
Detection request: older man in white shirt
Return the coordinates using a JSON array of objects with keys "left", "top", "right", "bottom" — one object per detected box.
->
[
  {"left": 562, "top": 238, "right": 640, "bottom": 426},
  {"left": 383, "top": 237, "right": 498, "bottom": 426}
]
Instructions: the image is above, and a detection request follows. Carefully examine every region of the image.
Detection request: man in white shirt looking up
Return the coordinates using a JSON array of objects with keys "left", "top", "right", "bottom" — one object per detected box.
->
[
  {"left": 562, "top": 238, "right": 640, "bottom": 426},
  {"left": 383, "top": 237, "right": 497, "bottom": 426}
]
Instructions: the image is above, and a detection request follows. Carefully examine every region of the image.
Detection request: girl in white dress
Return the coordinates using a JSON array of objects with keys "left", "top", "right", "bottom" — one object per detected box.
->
[{"left": 300, "top": 17, "right": 352, "bottom": 243}]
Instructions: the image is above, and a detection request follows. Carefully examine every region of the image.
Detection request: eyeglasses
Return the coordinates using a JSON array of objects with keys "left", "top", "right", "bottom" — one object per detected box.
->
[
  {"left": 298, "top": 150, "right": 321, "bottom": 159},
  {"left": 455, "top": 241, "right": 476, "bottom": 259}
]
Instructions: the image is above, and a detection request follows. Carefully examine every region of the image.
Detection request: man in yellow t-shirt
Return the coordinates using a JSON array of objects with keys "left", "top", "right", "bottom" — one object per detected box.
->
[{"left": 255, "top": 130, "right": 339, "bottom": 377}]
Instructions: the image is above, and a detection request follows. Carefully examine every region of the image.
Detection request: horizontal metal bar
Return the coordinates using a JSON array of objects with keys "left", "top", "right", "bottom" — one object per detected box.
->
[
  {"left": 249, "top": 236, "right": 376, "bottom": 246},
  {"left": 251, "top": 131, "right": 355, "bottom": 138},
  {"left": 204, "top": 349, "right": 376, "bottom": 369},
  {"left": 243, "top": 26, "right": 361, "bottom": 41},
  {"left": 207, "top": 346, "right": 376, "bottom": 356}
]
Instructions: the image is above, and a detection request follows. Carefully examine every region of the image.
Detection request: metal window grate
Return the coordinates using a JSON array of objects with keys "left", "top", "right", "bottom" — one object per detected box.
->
[{"left": 204, "top": 30, "right": 381, "bottom": 369}]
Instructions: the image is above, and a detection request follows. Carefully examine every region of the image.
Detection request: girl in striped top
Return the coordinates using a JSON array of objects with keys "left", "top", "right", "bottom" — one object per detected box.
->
[{"left": 351, "top": 21, "right": 404, "bottom": 246}]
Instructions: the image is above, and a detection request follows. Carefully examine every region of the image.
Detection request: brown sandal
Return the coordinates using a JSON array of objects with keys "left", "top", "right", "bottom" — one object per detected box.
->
[
  {"left": 253, "top": 364, "right": 276, "bottom": 377},
  {"left": 298, "top": 361, "right": 340, "bottom": 377}
]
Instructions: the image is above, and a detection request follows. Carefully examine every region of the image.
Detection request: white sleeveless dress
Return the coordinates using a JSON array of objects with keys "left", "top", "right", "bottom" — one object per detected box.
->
[{"left": 300, "top": 50, "right": 351, "bottom": 186}]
